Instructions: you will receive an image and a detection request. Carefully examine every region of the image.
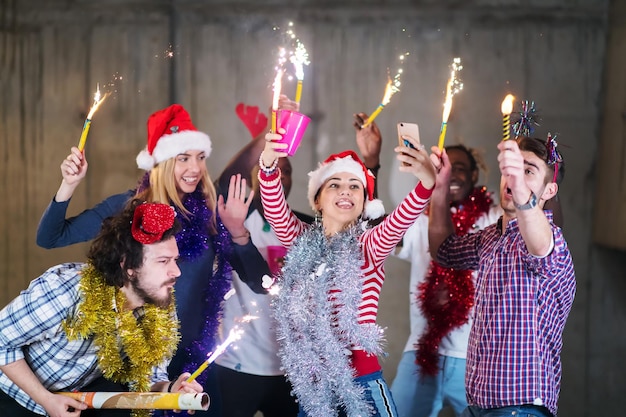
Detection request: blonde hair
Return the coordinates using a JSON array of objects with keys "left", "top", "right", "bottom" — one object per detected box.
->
[{"left": 136, "top": 157, "right": 217, "bottom": 232}]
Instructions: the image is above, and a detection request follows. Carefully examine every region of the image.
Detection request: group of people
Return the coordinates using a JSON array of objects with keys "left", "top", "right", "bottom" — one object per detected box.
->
[{"left": 0, "top": 94, "right": 575, "bottom": 417}]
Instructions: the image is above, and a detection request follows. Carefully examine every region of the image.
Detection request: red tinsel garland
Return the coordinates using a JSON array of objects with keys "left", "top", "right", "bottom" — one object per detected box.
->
[{"left": 415, "top": 186, "right": 493, "bottom": 376}]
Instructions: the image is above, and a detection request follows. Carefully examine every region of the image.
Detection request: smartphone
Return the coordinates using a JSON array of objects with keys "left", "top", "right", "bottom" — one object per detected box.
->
[{"left": 397, "top": 122, "right": 421, "bottom": 149}]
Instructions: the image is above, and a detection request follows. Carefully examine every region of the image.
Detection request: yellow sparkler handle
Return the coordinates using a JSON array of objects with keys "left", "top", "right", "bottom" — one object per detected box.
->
[
  {"left": 295, "top": 80, "right": 303, "bottom": 105},
  {"left": 186, "top": 360, "right": 209, "bottom": 384},
  {"left": 271, "top": 109, "right": 277, "bottom": 133},
  {"left": 362, "top": 104, "right": 384, "bottom": 128},
  {"left": 438, "top": 122, "right": 448, "bottom": 150},
  {"left": 502, "top": 113, "right": 511, "bottom": 141},
  {"left": 78, "top": 119, "right": 92, "bottom": 152}
]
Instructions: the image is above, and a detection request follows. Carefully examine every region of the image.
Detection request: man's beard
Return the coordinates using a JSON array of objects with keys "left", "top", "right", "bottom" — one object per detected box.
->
[{"left": 131, "top": 278, "right": 174, "bottom": 309}]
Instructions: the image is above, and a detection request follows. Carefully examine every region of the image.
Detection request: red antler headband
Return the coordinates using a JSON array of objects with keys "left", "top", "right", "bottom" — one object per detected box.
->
[{"left": 131, "top": 203, "right": 176, "bottom": 244}]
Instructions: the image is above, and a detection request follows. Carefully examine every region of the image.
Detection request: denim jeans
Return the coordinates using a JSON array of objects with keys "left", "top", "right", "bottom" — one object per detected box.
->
[
  {"left": 461, "top": 405, "right": 553, "bottom": 417},
  {"left": 391, "top": 351, "right": 467, "bottom": 417},
  {"left": 297, "top": 370, "right": 398, "bottom": 417}
]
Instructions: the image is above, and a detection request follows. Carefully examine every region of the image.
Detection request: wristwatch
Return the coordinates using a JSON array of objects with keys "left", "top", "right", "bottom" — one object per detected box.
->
[{"left": 514, "top": 191, "right": 538, "bottom": 210}]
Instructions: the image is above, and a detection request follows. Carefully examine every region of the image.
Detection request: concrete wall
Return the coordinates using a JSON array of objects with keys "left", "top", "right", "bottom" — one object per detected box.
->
[{"left": 1, "top": 1, "right": 623, "bottom": 415}]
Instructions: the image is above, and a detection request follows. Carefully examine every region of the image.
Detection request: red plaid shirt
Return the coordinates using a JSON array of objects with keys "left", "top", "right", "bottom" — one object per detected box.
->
[{"left": 436, "top": 213, "right": 575, "bottom": 416}]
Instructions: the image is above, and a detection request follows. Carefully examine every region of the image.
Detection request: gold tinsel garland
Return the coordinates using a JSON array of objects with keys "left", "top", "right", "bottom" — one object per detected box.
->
[{"left": 63, "top": 264, "right": 180, "bottom": 417}]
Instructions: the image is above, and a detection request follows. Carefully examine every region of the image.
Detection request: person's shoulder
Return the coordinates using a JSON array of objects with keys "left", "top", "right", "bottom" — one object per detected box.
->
[
  {"left": 40, "top": 262, "right": 84, "bottom": 281},
  {"left": 28, "top": 263, "right": 84, "bottom": 295}
]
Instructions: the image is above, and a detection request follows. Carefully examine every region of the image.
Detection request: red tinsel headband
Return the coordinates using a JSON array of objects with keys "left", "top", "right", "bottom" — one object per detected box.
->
[{"left": 131, "top": 203, "right": 176, "bottom": 244}]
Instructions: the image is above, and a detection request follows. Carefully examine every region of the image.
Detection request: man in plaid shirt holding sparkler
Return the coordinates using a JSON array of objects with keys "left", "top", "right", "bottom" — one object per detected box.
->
[{"left": 428, "top": 135, "right": 575, "bottom": 417}]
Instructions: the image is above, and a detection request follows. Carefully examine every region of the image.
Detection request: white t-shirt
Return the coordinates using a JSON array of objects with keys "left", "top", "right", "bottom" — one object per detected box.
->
[
  {"left": 395, "top": 205, "right": 502, "bottom": 358},
  {"left": 215, "top": 210, "right": 285, "bottom": 375}
]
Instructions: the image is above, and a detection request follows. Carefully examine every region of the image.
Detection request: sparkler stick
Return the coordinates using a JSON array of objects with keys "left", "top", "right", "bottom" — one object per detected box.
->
[
  {"left": 186, "top": 327, "right": 245, "bottom": 383},
  {"left": 78, "top": 83, "right": 109, "bottom": 152},
  {"left": 362, "top": 53, "right": 407, "bottom": 128},
  {"left": 437, "top": 58, "right": 463, "bottom": 150},
  {"left": 501, "top": 94, "right": 516, "bottom": 141},
  {"left": 271, "top": 69, "right": 283, "bottom": 133}
]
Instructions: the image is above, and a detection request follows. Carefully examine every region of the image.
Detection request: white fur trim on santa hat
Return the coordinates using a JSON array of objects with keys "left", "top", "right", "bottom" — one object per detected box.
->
[
  {"left": 136, "top": 130, "right": 212, "bottom": 170},
  {"left": 363, "top": 198, "right": 385, "bottom": 219},
  {"left": 307, "top": 157, "right": 367, "bottom": 211}
]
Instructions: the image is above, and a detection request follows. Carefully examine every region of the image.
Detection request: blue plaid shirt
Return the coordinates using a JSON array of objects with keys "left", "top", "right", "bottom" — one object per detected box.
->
[
  {"left": 437, "top": 213, "right": 576, "bottom": 416},
  {"left": 0, "top": 263, "right": 169, "bottom": 415}
]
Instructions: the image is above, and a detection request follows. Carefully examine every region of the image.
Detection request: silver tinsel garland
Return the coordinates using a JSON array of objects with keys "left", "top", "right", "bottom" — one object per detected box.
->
[{"left": 272, "top": 223, "right": 384, "bottom": 417}]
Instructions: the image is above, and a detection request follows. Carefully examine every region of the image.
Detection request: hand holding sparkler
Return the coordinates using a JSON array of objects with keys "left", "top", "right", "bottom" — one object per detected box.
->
[
  {"left": 78, "top": 83, "right": 109, "bottom": 152},
  {"left": 437, "top": 58, "right": 463, "bottom": 150},
  {"left": 353, "top": 112, "right": 382, "bottom": 170}
]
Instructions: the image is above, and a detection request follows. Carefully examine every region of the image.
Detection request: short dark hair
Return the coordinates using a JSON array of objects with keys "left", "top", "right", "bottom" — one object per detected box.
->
[
  {"left": 516, "top": 136, "right": 565, "bottom": 184},
  {"left": 87, "top": 199, "right": 181, "bottom": 288},
  {"left": 445, "top": 144, "right": 478, "bottom": 173}
]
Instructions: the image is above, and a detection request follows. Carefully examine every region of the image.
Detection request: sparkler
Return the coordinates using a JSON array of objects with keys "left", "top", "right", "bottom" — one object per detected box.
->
[
  {"left": 77, "top": 83, "right": 109, "bottom": 152},
  {"left": 362, "top": 52, "right": 408, "bottom": 128},
  {"left": 284, "top": 22, "right": 310, "bottom": 105},
  {"left": 186, "top": 321, "right": 250, "bottom": 383},
  {"left": 291, "top": 40, "right": 309, "bottom": 105},
  {"left": 437, "top": 58, "right": 463, "bottom": 150},
  {"left": 501, "top": 94, "right": 516, "bottom": 141},
  {"left": 271, "top": 68, "right": 284, "bottom": 133}
]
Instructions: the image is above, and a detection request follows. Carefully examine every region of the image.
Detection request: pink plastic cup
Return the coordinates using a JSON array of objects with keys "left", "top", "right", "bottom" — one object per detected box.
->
[
  {"left": 266, "top": 245, "right": 288, "bottom": 276},
  {"left": 276, "top": 110, "right": 311, "bottom": 156}
]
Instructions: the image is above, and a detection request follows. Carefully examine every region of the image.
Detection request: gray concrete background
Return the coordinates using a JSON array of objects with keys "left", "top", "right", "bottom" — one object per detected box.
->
[{"left": 1, "top": 1, "right": 625, "bottom": 415}]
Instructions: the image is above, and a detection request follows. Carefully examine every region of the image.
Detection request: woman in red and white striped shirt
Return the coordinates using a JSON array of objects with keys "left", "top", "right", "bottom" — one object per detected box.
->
[{"left": 257, "top": 125, "right": 436, "bottom": 417}]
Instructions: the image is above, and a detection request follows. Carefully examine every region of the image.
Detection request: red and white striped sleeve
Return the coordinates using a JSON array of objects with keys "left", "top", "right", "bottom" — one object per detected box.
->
[{"left": 258, "top": 168, "right": 306, "bottom": 247}]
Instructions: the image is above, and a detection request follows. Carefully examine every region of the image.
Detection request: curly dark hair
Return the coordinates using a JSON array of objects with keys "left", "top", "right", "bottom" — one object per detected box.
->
[
  {"left": 516, "top": 136, "right": 565, "bottom": 184},
  {"left": 87, "top": 199, "right": 181, "bottom": 288}
]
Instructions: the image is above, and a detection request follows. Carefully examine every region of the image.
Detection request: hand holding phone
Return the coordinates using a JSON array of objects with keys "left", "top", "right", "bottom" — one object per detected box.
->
[{"left": 397, "top": 122, "right": 420, "bottom": 149}]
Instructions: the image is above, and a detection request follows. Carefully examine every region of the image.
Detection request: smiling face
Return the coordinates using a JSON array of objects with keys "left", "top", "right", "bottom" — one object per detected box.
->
[
  {"left": 500, "top": 150, "right": 558, "bottom": 215},
  {"left": 315, "top": 172, "right": 366, "bottom": 235},
  {"left": 173, "top": 150, "right": 207, "bottom": 198},
  {"left": 447, "top": 148, "right": 478, "bottom": 203},
  {"left": 124, "top": 236, "right": 181, "bottom": 309}
]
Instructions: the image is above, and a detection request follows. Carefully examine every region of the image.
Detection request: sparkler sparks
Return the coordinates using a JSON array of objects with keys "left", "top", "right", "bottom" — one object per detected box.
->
[
  {"left": 437, "top": 57, "right": 464, "bottom": 149},
  {"left": 77, "top": 83, "right": 110, "bottom": 152},
  {"left": 362, "top": 52, "right": 408, "bottom": 128}
]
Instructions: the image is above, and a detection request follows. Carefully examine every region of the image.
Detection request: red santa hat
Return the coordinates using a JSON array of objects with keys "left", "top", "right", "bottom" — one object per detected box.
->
[
  {"left": 136, "top": 104, "right": 212, "bottom": 170},
  {"left": 307, "top": 150, "right": 385, "bottom": 220}
]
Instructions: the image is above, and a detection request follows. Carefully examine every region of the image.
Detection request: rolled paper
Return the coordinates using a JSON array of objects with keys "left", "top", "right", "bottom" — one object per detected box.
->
[
  {"left": 295, "top": 79, "right": 303, "bottom": 104},
  {"left": 58, "top": 392, "right": 209, "bottom": 411},
  {"left": 437, "top": 122, "right": 448, "bottom": 150},
  {"left": 362, "top": 104, "right": 384, "bottom": 128},
  {"left": 77, "top": 119, "right": 92, "bottom": 152}
]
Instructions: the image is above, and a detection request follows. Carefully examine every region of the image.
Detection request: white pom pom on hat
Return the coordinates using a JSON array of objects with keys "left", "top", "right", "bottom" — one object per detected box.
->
[
  {"left": 307, "top": 150, "right": 385, "bottom": 220},
  {"left": 136, "top": 104, "right": 212, "bottom": 170}
]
